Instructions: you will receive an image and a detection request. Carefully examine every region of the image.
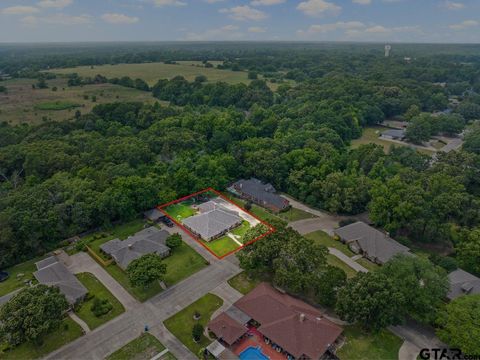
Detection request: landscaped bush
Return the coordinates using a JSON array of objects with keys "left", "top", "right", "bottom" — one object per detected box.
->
[
  {"left": 90, "top": 298, "right": 113, "bottom": 317},
  {"left": 192, "top": 324, "right": 203, "bottom": 342}
]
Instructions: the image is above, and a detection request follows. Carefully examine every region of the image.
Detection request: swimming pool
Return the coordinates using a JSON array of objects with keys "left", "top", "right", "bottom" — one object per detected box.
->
[{"left": 239, "top": 347, "right": 269, "bottom": 360}]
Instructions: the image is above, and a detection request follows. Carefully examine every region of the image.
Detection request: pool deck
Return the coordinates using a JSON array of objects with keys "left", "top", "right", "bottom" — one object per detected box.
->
[{"left": 232, "top": 329, "right": 285, "bottom": 360}]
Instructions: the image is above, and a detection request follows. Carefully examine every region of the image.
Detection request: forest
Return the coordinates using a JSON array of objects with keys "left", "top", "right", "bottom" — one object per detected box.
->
[{"left": 1, "top": 43, "right": 480, "bottom": 279}]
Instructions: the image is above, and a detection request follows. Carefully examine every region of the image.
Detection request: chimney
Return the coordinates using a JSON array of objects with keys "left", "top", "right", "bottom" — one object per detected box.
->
[
  {"left": 128, "top": 244, "right": 133, "bottom": 250},
  {"left": 299, "top": 313, "right": 305, "bottom": 322}
]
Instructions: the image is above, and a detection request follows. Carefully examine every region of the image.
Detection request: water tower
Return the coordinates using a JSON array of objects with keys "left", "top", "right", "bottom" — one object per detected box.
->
[{"left": 385, "top": 44, "right": 392, "bottom": 57}]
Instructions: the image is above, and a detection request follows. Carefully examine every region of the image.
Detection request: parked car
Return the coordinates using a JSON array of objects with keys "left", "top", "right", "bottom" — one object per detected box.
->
[
  {"left": 161, "top": 216, "right": 174, "bottom": 227},
  {"left": 0, "top": 271, "right": 9, "bottom": 282}
]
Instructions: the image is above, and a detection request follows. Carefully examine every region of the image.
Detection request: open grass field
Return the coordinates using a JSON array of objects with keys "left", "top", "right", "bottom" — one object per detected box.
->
[
  {"left": 227, "top": 272, "right": 260, "bottom": 295},
  {"left": 75, "top": 273, "right": 125, "bottom": 330},
  {"left": 164, "top": 293, "right": 223, "bottom": 356},
  {"left": 1, "top": 317, "right": 83, "bottom": 360},
  {"left": 0, "top": 78, "right": 157, "bottom": 125},
  {"left": 305, "top": 230, "right": 355, "bottom": 257},
  {"left": 48, "top": 61, "right": 250, "bottom": 86},
  {"left": 337, "top": 325, "right": 403, "bottom": 360},
  {"left": 0, "top": 257, "right": 39, "bottom": 297},
  {"left": 102, "top": 240, "right": 207, "bottom": 302},
  {"left": 106, "top": 333, "right": 176, "bottom": 360}
]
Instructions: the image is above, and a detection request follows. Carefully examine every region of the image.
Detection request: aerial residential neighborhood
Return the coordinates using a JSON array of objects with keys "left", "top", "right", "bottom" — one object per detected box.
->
[{"left": 1, "top": 1, "right": 480, "bottom": 359}]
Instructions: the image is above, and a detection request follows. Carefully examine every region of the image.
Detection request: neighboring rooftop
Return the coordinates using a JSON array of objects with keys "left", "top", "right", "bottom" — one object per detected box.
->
[
  {"left": 210, "top": 282, "right": 343, "bottom": 359},
  {"left": 33, "top": 256, "right": 87, "bottom": 304},
  {"left": 144, "top": 208, "right": 165, "bottom": 222},
  {"left": 182, "top": 207, "right": 242, "bottom": 241},
  {"left": 334, "top": 221, "right": 411, "bottom": 264},
  {"left": 447, "top": 268, "right": 480, "bottom": 301},
  {"left": 100, "top": 227, "right": 170, "bottom": 269},
  {"left": 381, "top": 129, "right": 406, "bottom": 139},
  {"left": 229, "top": 178, "right": 289, "bottom": 212}
]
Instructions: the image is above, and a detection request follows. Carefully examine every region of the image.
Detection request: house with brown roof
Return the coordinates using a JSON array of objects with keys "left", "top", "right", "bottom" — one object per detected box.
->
[
  {"left": 334, "top": 221, "right": 411, "bottom": 265},
  {"left": 208, "top": 283, "right": 343, "bottom": 360}
]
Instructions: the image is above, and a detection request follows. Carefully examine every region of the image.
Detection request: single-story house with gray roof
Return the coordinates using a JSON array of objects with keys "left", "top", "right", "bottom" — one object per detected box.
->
[
  {"left": 228, "top": 178, "right": 290, "bottom": 213},
  {"left": 144, "top": 208, "right": 166, "bottom": 223},
  {"left": 381, "top": 129, "right": 406, "bottom": 141},
  {"left": 447, "top": 268, "right": 480, "bottom": 301},
  {"left": 334, "top": 221, "right": 411, "bottom": 265},
  {"left": 183, "top": 208, "right": 242, "bottom": 241},
  {"left": 100, "top": 227, "right": 170, "bottom": 269},
  {"left": 34, "top": 256, "right": 87, "bottom": 305}
]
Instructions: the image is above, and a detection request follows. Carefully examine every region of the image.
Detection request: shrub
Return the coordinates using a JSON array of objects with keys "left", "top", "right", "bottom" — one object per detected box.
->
[
  {"left": 90, "top": 298, "right": 113, "bottom": 317},
  {"left": 338, "top": 218, "right": 356, "bottom": 227},
  {"left": 192, "top": 324, "right": 203, "bottom": 342},
  {"left": 166, "top": 234, "right": 182, "bottom": 249}
]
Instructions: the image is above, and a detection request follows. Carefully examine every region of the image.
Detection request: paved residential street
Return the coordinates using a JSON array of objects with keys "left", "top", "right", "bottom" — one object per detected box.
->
[{"left": 45, "top": 256, "right": 242, "bottom": 360}]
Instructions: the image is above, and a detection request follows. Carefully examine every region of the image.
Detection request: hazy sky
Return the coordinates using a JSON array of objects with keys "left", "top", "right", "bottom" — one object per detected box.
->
[{"left": 0, "top": 0, "right": 479, "bottom": 43}]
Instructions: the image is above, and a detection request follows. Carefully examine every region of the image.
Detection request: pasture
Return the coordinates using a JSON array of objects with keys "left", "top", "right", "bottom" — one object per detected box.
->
[
  {"left": 48, "top": 61, "right": 250, "bottom": 86},
  {"left": 0, "top": 78, "right": 157, "bottom": 125}
]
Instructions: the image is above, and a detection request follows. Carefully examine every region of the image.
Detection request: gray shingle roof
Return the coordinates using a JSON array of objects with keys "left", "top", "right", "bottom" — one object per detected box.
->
[
  {"left": 144, "top": 208, "right": 165, "bottom": 221},
  {"left": 183, "top": 208, "right": 242, "bottom": 240},
  {"left": 334, "top": 221, "right": 410, "bottom": 264},
  {"left": 230, "top": 178, "right": 289, "bottom": 210},
  {"left": 100, "top": 227, "right": 170, "bottom": 269},
  {"left": 33, "top": 257, "right": 87, "bottom": 304},
  {"left": 447, "top": 268, "right": 480, "bottom": 300},
  {"left": 382, "top": 129, "right": 406, "bottom": 138}
]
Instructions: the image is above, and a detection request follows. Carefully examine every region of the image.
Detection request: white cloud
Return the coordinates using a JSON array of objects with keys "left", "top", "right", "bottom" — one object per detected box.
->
[
  {"left": 219, "top": 6, "right": 267, "bottom": 21},
  {"left": 150, "top": 0, "right": 186, "bottom": 7},
  {"left": 443, "top": 1, "right": 465, "bottom": 10},
  {"left": 2, "top": 6, "right": 39, "bottom": 15},
  {"left": 37, "top": 0, "right": 73, "bottom": 9},
  {"left": 248, "top": 26, "right": 266, "bottom": 32},
  {"left": 21, "top": 13, "right": 92, "bottom": 26},
  {"left": 251, "top": 0, "right": 285, "bottom": 6},
  {"left": 353, "top": 0, "right": 371, "bottom": 4},
  {"left": 297, "top": 0, "right": 341, "bottom": 17},
  {"left": 102, "top": 13, "right": 139, "bottom": 24},
  {"left": 183, "top": 24, "right": 243, "bottom": 40},
  {"left": 302, "top": 21, "right": 365, "bottom": 33},
  {"left": 449, "top": 19, "right": 478, "bottom": 30}
]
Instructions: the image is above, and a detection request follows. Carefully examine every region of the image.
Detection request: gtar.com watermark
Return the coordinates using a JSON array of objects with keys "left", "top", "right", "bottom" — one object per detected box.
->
[{"left": 419, "top": 348, "right": 480, "bottom": 360}]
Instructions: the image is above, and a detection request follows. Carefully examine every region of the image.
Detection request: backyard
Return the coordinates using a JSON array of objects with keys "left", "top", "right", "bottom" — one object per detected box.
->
[
  {"left": 201, "top": 236, "right": 241, "bottom": 258},
  {"left": 0, "top": 317, "right": 83, "bottom": 360},
  {"left": 0, "top": 257, "right": 39, "bottom": 297},
  {"left": 163, "top": 203, "right": 197, "bottom": 222},
  {"left": 337, "top": 325, "right": 403, "bottom": 360},
  {"left": 106, "top": 333, "right": 176, "bottom": 360},
  {"left": 75, "top": 273, "right": 125, "bottom": 330},
  {"left": 163, "top": 293, "right": 223, "bottom": 355}
]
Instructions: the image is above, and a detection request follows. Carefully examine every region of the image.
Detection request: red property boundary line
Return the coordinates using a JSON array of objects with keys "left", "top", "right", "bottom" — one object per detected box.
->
[{"left": 157, "top": 187, "right": 276, "bottom": 260}]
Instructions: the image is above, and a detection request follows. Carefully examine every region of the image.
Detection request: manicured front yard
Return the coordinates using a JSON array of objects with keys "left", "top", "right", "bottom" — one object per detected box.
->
[
  {"left": 1, "top": 317, "right": 83, "bottom": 359},
  {"left": 164, "top": 293, "right": 223, "bottom": 356},
  {"left": 306, "top": 230, "right": 355, "bottom": 257},
  {"left": 327, "top": 255, "right": 358, "bottom": 279},
  {"left": 106, "top": 333, "right": 176, "bottom": 360},
  {"left": 337, "top": 326, "right": 403, "bottom": 360},
  {"left": 103, "top": 240, "right": 207, "bottom": 302},
  {"left": 0, "top": 257, "right": 39, "bottom": 297},
  {"left": 356, "top": 258, "right": 380, "bottom": 272},
  {"left": 164, "top": 203, "right": 197, "bottom": 222},
  {"left": 227, "top": 272, "right": 260, "bottom": 295},
  {"left": 75, "top": 273, "right": 125, "bottom": 330},
  {"left": 278, "top": 207, "right": 317, "bottom": 222},
  {"left": 202, "top": 236, "right": 241, "bottom": 257}
]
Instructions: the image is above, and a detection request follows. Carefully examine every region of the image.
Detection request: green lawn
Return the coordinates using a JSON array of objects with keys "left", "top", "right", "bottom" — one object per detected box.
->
[
  {"left": 106, "top": 333, "right": 176, "bottom": 360},
  {"left": 305, "top": 230, "right": 355, "bottom": 257},
  {"left": 327, "top": 255, "right": 358, "bottom": 279},
  {"left": 0, "top": 258, "right": 39, "bottom": 297},
  {"left": 164, "top": 293, "right": 223, "bottom": 356},
  {"left": 1, "top": 317, "right": 83, "bottom": 359},
  {"left": 227, "top": 272, "right": 260, "bottom": 295},
  {"left": 278, "top": 207, "right": 317, "bottom": 222},
  {"left": 202, "top": 236, "right": 241, "bottom": 257},
  {"left": 75, "top": 273, "right": 125, "bottom": 330},
  {"left": 356, "top": 258, "right": 380, "bottom": 272},
  {"left": 164, "top": 203, "right": 197, "bottom": 222},
  {"left": 337, "top": 326, "right": 403, "bottom": 360},
  {"left": 230, "top": 221, "right": 251, "bottom": 242},
  {"left": 103, "top": 240, "right": 207, "bottom": 302}
]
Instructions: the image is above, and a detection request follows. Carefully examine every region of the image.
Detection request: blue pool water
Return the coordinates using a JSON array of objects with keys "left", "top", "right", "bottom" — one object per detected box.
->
[{"left": 239, "top": 347, "right": 269, "bottom": 360}]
